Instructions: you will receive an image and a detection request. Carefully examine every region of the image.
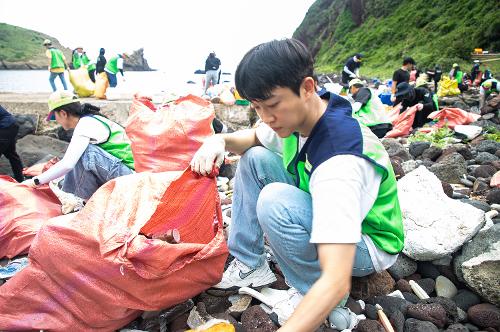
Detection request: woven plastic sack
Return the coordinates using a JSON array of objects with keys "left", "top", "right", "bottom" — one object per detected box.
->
[
  {"left": 126, "top": 94, "right": 215, "bottom": 172},
  {"left": 384, "top": 105, "right": 418, "bottom": 138},
  {"left": 0, "top": 169, "right": 228, "bottom": 331},
  {"left": 68, "top": 66, "right": 95, "bottom": 97},
  {"left": 94, "top": 72, "right": 109, "bottom": 99},
  {"left": 427, "top": 107, "right": 481, "bottom": 129},
  {"left": 0, "top": 175, "right": 61, "bottom": 259},
  {"left": 437, "top": 76, "right": 460, "bottom": 97}
]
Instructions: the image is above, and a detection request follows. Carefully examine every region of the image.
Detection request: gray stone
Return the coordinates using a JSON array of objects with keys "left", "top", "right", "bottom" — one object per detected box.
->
[
  {"left": 404, "top": 318, "right": 439, "bottom": 332},
  {"left": 382, "top": 138, "right": 412, "bottom": 161},
  {"left": 472, "top": 179, "right": 490, "bottom": 193},
  {"left": 366, "top": 295, "right": 410, "bottom": 316},
  {"left": 398, "top": 167, "right": 485, "bottom": 261},
  {"left": 476, "top": 140, "right": 500, "bottom": 155},
  {"left": 16, "top": 134, "right": 68, "bottom": 167},
  {"left": 388, "top": 254, "right": 418, "bottom": 280},
  {"left": 415, "top": 278, "right": 436, "bottom": 295},
  {"left": 454, "top": 224, "right": 500, "bottom": 304},
  {"left": 435, "top": 276, "right": 458, "bottom": 298},
  {"left": 409, "top": 141, "right": 431, "bottom": 158},
  {"left": 402, "top": 160, "right": 420, "bottom": 174},
  {"left": 390, "top": 310, "right": 405, "bottom": 332},
  {"left": 475, "top": 152, "right": 499, "bottom": 165},
  {"left": 14, "top": 114, "right": 38, "bottom": 139},
  {"left": 445, "top": 323, "right": 469, "bottom": 332},
  {"left": 470, "top": 119, "right": 500, "bottom": 131},
  {"left": 429, "top": 152, "right": 467, "bottom": 184}
]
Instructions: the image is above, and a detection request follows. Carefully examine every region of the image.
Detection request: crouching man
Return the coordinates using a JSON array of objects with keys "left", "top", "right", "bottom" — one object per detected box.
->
[{"left": 190, "top": 39, "right": 404, "bottom": 331}]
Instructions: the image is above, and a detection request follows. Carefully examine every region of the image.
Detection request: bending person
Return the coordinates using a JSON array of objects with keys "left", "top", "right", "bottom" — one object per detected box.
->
[
  {"left": 349, "top": 79, "right": 392, "bottom": 138},
  {"left": 22, "top": 91, "right": 134, "bottom": 200},
  {"left": 394, "top": 82, "right": 438, "bottom": 129}
]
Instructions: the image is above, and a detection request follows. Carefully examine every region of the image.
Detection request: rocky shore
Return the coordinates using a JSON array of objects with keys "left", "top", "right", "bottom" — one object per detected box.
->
[{"left": 1, "top": 88, "right": 499, "bottom": 331}]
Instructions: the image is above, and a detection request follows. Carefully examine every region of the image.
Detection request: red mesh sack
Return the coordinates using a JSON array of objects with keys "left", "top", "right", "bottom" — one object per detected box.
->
[
  {"left": 126, "top": 94, "right": 215, "bottom": 172},
  {"left": 384, "top": 105, "right": 418, "bottom": 138},
  {"left": 426, "top": 107, "right": 481, "bottom": 129},
  {"left": 0, "top": 175, "right": 61, "bottom": 258},
  {"left": 0, "top": 170, "right": 228, "bottom": 331}
]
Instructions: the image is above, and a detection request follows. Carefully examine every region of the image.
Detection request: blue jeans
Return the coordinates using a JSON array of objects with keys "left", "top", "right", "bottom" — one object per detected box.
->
[
  {"left": 230, "top": 146, "right": 375, "bottom": 295},
  {"left": 62, "top": 144, "right": 133, "bottom": 200},
  {"left": 49, "top": 72, "right": 68, "bottom": 92},
  {"left": 205, "top": 70, "right": 219, "bottom": 92},
  {"left": 106, "top": 72, "right": 117, "bottom": 87}
]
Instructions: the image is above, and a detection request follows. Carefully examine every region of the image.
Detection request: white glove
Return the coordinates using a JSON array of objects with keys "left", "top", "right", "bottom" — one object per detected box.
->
[
  {"left": 350, "top": 74, "right": 357, "bottom": 78},
  {"left": 190, "top": 135, "right": 226, "bottom": 176},
  {"left": 390, "top": 94, "right": 397, "bottom": 103},
  {"left": 22, "top": 178, "right": 38, "bottom": 188},
  {"left": 416, "top": 103, "right": 424, "bottom": 111}
]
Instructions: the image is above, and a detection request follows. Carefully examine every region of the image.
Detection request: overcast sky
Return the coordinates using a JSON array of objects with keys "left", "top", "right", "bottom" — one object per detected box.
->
[{"left": 0, "top": 0, "right": 315, "bottom": 77}]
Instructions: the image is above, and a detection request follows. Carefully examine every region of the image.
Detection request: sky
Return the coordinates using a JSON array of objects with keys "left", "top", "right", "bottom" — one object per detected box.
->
[{"left": 0, "top": 0, "right": 315, "bottom": 79}]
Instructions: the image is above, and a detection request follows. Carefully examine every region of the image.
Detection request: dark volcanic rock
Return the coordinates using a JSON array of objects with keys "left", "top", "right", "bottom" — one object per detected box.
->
[
  {"left": 475, "top": 152, "right": 499, "bottom": 165},
  {"left": 415, "top": 278, "right": 436, "bottom": 295},
  {"left": 421, "top": 146, "right": 443, "bottom": 161},
  {"left": 407, "top": 303, "right": 448, "bottom": 328},
  {"left": 486, "top": 188, "right": 500, "bottom": 204},
  {"left": 390, "top": 310, "right": 405, "bottom": 332},
  {"left": 409, "top": 141, "right": 431, "bottom": 158},
  {"left": 197, "top": 293, "right": 231, "bottom": 314},
  {"left": 366, "top": 295, "right": 410, "bottom": 316},
  {"left": 445, "top": 323, "right": 469, "bottom": 332},
  {"left": 402, "top": 292, "right": 421, "bottom": 304},
  {"left": 364, "top": 303, "right": 378, "bottom": 320},
  {"left": 421, "top": 296, "right": 460, "bottom": 324},
  {"left": 429, "top": 152, "right": 467, "bottom": 183},
  {"left": 388, "top": 254, "right": 418, "bottom": 280},
  {"left": 404, "top": 318, "right": 439, "bottom": 332},
  {"left": 442, "top": 181, "right": 454, "bottom": 197},
  {"left": 417, "top": 261, "right": 440, "bottom": 279},
  {"left": 467, "top": 303, "right": 500, "bottom": 328},
  {"left": 383, "top": 138, "right": 411, "bottom": 161},
  {"left": 459, "top": 199, "right": 491, "bottom": 212},
  {"left": 396, "top": 279, "right": 413, "bottom": 293},
  {"left": 476, "top": 140, "right": 500, "bottom": 155}
]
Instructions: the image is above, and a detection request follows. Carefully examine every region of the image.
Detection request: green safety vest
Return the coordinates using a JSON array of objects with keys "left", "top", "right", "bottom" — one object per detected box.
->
[
  {"left": 282, "top": 114, "right": 404, "bottom": 254},
  {"left": 105, "top": 56, "right": 120, "bottom": 74},
  {"left": 455, "top": 71, "right": 463, "bottom": 84},
  {"left": 353, "top": 89, "right": 391, "bottom": 127},
  {"left": 81, "top": 53, "right": 96, "bottom": 71},
  {"left": 91, "top": 115, "right": 135, "bottom": 170},
  {"left": 49, "top": 48, "right": 65, "bottom": 69},
  {"left": 72, "top": 52, "right": 82, "bottom": 69}
]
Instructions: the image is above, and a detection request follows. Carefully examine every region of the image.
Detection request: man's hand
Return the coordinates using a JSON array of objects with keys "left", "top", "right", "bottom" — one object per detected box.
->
[
  {"left": 278, "top": 243, "right": 356, "bottom": 331},
  {"left": 190, "top": 135, "right": 226, "bottom": 176},
  {"left": 416, "top": 103, "right": 424, "bottom": 111},
  {"left": 22, "top": 179, "right": 38, "bottom": 188},
  {"left": 390, "top": 94, "right": 397, "bottom": 103}
]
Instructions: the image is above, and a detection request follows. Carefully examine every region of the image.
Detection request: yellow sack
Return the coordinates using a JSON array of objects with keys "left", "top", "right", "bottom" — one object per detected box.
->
[
  {"left": 68, "top": 67, "right": 95, "bottom": 97},
  {"left": 94, "top": 72, "right": 109, "bottom": 99},
  {"left": 186, "top": 322, "right": 235, "bottom": 332},
  {"left": 437, "top": 76, "right": 460, "bottom": 97}
]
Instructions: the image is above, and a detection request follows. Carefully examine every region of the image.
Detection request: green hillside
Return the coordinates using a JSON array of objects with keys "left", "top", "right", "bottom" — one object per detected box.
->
[
  {"left": 0, "top": 23, "right": 71, "bottom": 68},
  {"left": 293, "top": 0, "right": 500, "bottom": 78}
]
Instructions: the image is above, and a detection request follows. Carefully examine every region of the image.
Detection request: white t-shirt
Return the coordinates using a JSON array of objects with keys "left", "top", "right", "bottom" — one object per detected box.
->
[
  {"left": 256, "top": 123, "right": 398, "bottom": 272},
  {"left": 37, "top": 116, "right": 109, "bottom": 184}
]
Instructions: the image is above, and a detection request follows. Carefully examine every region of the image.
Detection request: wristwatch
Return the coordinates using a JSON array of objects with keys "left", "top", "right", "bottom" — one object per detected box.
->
[{"left": 33, "top": 177, "right": 40, "bottom": 186}]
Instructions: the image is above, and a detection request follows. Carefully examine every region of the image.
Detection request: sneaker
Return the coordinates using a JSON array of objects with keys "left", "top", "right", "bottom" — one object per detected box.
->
[
  {"left": 210, "top": 259, "right": 277, "bottom": 293},
  {"left": 269, "top": 287, "right": 303, "bottom": 326}
]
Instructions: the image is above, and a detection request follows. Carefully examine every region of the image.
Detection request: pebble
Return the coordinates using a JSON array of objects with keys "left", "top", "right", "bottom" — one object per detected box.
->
[
  {"left": 435, "top": 276, "right": 458, "bottom": 298},
  {"left": 414, "top": 278, "right": 436, "bottom": 296},
  {"left": 445, "top": 323, "right": 469, "bottom": 332},
  {"left": 390, "top": 310, "right": 405, "bottom": 332},
  {"left": 416, "top": 262, "right": 440, "bottom": 279},
  {"left": 355, "top": 319, "right": 385, "bottom": 332},
  {"left": 240, "top": 305, "right": 278, "bottom": 331},
  {"left": 452, "top": 289, "right": 481, "bottom": 312},
  {"left": 460, "top": 178, "right": 474, "bottom": 187}
]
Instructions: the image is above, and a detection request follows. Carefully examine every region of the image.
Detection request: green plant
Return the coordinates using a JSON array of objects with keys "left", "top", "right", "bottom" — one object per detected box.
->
[
  {"left": 408, "top": 125, "right": 455, "bottom": 148},
  {"left": 484, "top": 126, "right": 500, "bottom": 142}
]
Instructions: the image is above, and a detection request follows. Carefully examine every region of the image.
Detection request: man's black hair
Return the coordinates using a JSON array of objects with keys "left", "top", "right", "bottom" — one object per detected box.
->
[
  {"left": 403, "top": 57, "right": 416, "bottom": 66},
  {"left": 235, "top": 38, "right": 314, "bottom": 101}
]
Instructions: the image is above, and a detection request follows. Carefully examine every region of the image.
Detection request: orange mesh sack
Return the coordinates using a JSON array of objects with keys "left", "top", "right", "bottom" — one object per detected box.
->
[
  {"left": 0, "top": 170, "right": 228, "bottom": 331},
  {"left": 0, "top": 175, "right": 61, "bottom": 259},
  {"left": 427, "top": 107, "right": 481, "bottom": 129},
  {"left": 126, "top": 94, "right": 215, "bottom": 172}
]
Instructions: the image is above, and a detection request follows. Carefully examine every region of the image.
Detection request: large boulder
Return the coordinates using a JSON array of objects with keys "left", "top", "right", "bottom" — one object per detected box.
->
[
  {"left": 454, "top": 224, "right": 500, "bottom": 305},
  {"left": 14, "top": 114, "right": 38, "bottom": 139},
  {"left": 214, "top": 104, "right": 257, "bottom": 131},
  {"left": 398, "top": 166, "right": 485, "bottom": 261},
  {"left": 16, "top": 134, "right": 68, "bottom": 167}
]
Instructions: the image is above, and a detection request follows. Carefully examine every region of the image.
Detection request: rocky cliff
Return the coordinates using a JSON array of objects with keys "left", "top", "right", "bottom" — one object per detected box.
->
[{"left": 293, "top": 0, "right": 500, "bottom": 77}]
